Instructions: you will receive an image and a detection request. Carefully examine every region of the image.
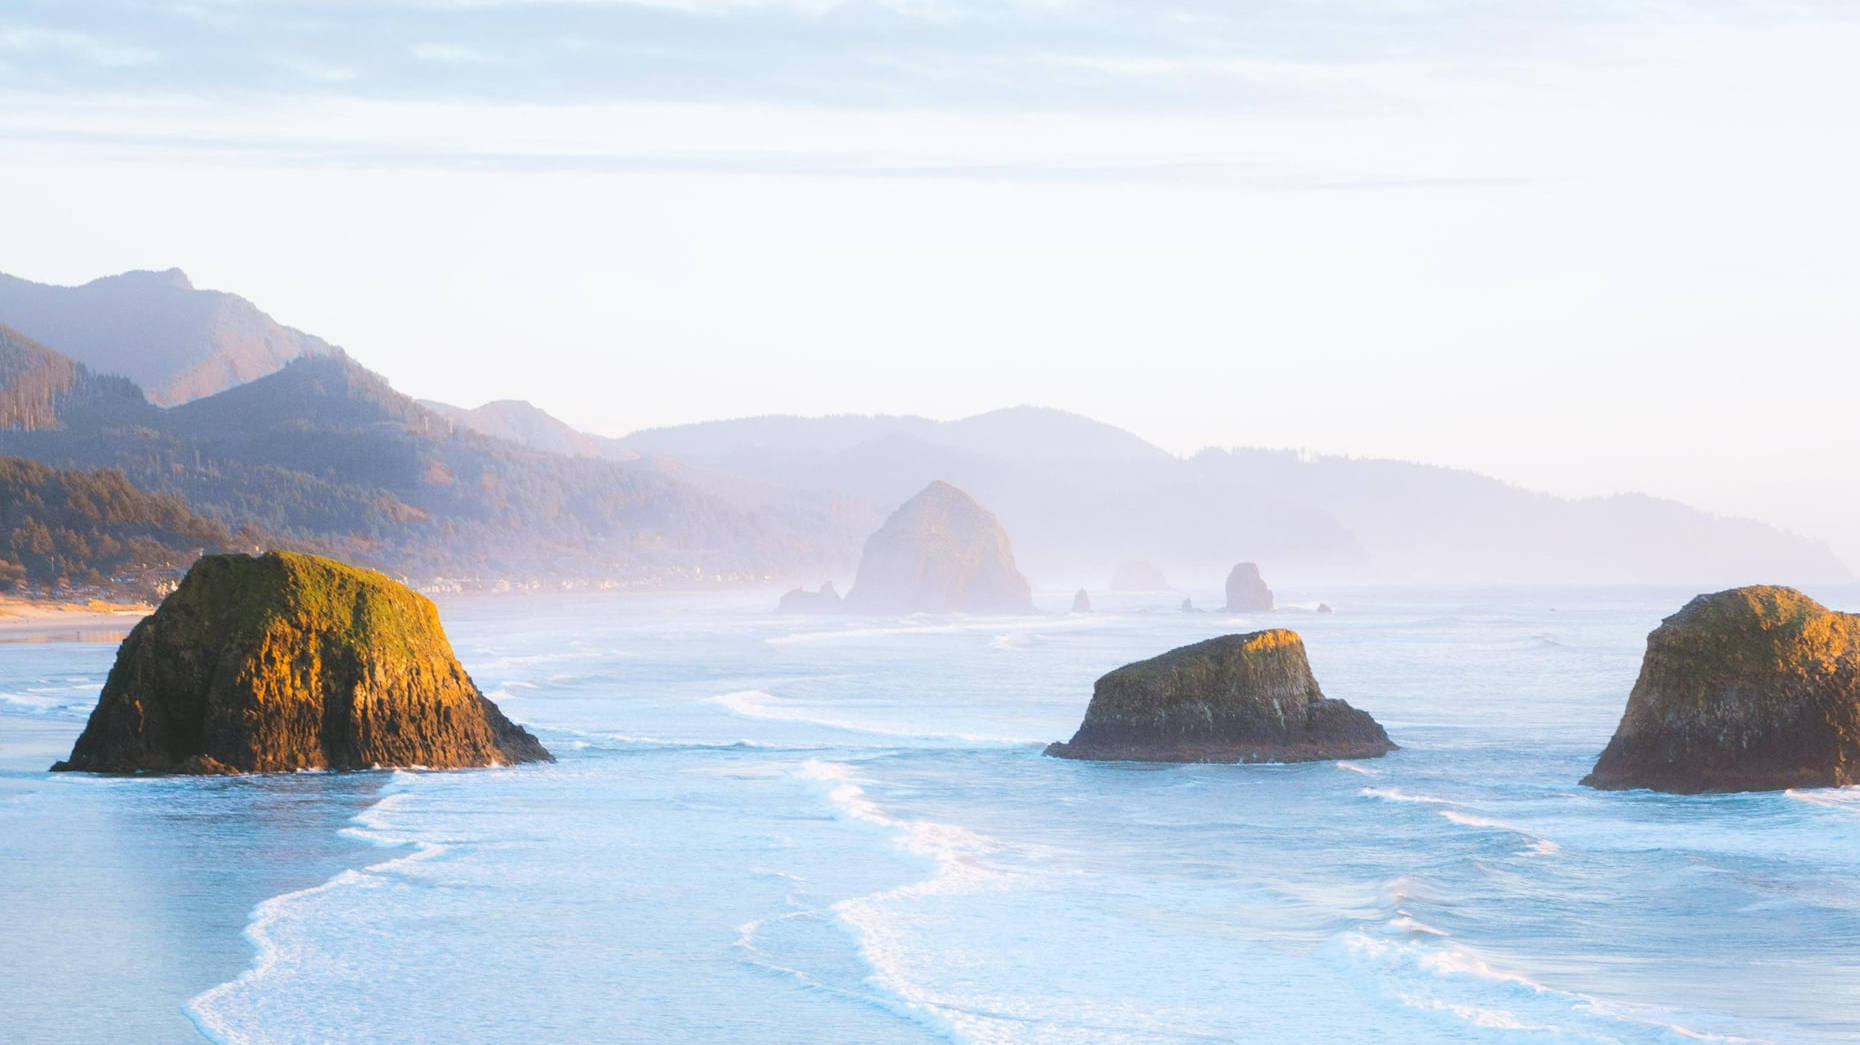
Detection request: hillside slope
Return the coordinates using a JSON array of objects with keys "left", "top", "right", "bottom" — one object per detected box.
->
[{"left": 0, "top": 268, "right": 335, "bottom": 405}]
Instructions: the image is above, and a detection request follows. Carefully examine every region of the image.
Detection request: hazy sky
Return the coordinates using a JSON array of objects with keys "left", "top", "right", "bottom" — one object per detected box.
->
[{"left": 2, "top": 1, "right": 1858, "bottom": 558}]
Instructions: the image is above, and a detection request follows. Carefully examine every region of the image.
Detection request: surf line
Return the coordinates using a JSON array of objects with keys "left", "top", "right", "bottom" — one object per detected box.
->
[{"left": 184, "top": 774, "right": 441, "bottom": 1045}]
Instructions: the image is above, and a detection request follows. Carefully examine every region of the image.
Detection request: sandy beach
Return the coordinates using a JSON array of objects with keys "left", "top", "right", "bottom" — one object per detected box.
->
[{"left": 0, "top": 597, "right": 150, "bottom": 643}]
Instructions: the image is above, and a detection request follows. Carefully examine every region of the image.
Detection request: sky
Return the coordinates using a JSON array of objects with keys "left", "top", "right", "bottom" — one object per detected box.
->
[{"left": 2, "top": 1, "right": 1858, "bottom": 559}]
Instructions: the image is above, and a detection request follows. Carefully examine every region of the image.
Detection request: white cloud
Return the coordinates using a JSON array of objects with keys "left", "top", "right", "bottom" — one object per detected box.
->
[{"left": 0, "top": 26, "right": 157, "bottom": 68}]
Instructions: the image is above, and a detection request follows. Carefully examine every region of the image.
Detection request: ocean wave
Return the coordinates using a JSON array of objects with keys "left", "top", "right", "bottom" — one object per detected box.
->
[
  {"left": 1334, "top": 761, "right": 1380, "bottom": 777},
  {"left": 185, "top": 778, "right": 442, "bottom": 1045},
  {"left": 794, "top": 759, "right": 1021, "bottom": 1042},
  {"left": 708, "top": 690, "right": 1043, "bottom": 746},
  {"left": 1359, "top": 786, "right": 1452, "bottom": 805},
  {"left": 1336, "top": 923, "right": 1775, "bottom": 1044},
  {"left": 1783, "top": 787, "right": 1860, "bottom": 811},
  {"left": 1437, "top": 810, "right": 1561, "bottom": 856},
  {"left": 767, "top": 613, "right": 1091, "bottom": 647}
]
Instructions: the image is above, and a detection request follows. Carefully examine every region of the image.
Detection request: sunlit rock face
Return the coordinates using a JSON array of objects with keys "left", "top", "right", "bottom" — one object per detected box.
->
[
  {"left": 52, "top": 551, "right": 551, "bottom": 774},
  {"left": 1223, "top": 562, "right": 1274, "bottom": 612},
  {"left": 1046, "top": 629, "right": 1394, "bottom": 763},
  {"left": 843, "top": 481, "right": 1035, "bottom": 615},
  {"left": 1584, "top": 586, "right": 1860, "bottom": 794}
]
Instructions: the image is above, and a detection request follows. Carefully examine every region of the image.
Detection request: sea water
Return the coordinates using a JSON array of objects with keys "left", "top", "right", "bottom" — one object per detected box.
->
[{"left": 6, "top": 586, "right": 1860, "bottom": 1044}]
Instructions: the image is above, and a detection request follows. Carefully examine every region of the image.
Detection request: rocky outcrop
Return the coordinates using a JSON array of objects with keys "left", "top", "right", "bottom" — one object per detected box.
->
[
  {"left": 842, "top": 481, "right": 1035, "bottom": 615},
  {"left": 777, "top": 581, "right": 843, "bottom": 614},
  {"left": 1317, "top": 603, "right": 1334, "bottom": 615},
  {"left": 1181, "top": 597, "right": 1199, "bottom": 613},
  {"left": 1071, "top": 588, "right": 1092, "bottom": 613},
  {"left": 1110, "top": 561, "right": 1169, "bottom": 591},
  {"left": 51, "top": 551, "right": 551, "bottom": 774},
  {"left": 1583, "top": 586, "right": 1860, "bottom": 793},
  {"left": 1045, "top": 630, "right": 1394, "bottom": 763},
  {"left": 1223, "top": 562, "right": 1274, "bottom": 612}
]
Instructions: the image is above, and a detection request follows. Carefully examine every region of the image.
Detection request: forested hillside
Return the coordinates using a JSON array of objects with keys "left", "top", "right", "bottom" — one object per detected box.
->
[{"left": 0, "top": 456, "right": 241, "bottom": 594}]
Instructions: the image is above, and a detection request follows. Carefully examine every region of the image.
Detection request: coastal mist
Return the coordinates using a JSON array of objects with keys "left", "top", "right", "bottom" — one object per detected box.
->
[{"left": 7, "top": 585, "right": 1860, "bottom": 1044}]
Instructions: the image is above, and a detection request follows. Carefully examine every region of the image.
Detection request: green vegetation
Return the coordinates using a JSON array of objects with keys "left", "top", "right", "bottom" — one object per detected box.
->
[{"left": 0, "top": 455, "right": 243, "bottom": 593}]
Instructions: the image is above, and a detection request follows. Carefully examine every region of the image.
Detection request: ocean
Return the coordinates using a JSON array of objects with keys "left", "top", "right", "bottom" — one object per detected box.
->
[{"left": 5, "top": 585, "right": 1860, "bottom": 1044}]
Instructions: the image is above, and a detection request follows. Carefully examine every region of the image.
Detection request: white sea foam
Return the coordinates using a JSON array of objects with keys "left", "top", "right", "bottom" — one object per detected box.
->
[
  {"left": 1359, "top": 786, "right": 1452, "bottom": 805},
  {"left": 710, "top": 690, "right": 1041, "bottom": 746},
  {"left": 1334, "top": 761, "right": 1379, "bottom": 776},
  {"left": 1784, "top": 787, "right": 1860, "bottom": 811},
  {"left": 1340, "top": 925, "right": 1775, "bottom": 1045},
  {"left": 1437, "top": 810, "right": 1561, "bottom": 856},
  {"left": 795, "top": 759, "right": 1026, "bottom": 1042},
  {"left": 185, "top": 778, "right": 444, "bottom": 1045}
]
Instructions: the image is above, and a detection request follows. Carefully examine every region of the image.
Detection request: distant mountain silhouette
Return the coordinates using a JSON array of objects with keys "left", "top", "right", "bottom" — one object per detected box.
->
[
  {"left": 0, "top": 346, "right": 846, "bottom": 583},
  {"left": 0, "top": 268, "right": 334, "bottom": 405},
  {"left": 421, "top": 399, "right": 639, "bottom": 462},
  {"left": 613, "top": 411, "right": 1851, "bottom": 588}
]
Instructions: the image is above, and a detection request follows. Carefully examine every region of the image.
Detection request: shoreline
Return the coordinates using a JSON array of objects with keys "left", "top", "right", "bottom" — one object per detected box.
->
[{"left": 0, "top": 596, "right": 151, "bottom": 642}]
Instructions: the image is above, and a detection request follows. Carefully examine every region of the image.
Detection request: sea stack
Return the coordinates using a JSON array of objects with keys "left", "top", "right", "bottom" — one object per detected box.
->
[
  {"left": 1583, "top": 586, "right": 1860, "bottom": 794},
  {"left": 1045, "top": 630, "right": 1394, "bottom": 763},
  {"left": 1072, "top": 588, "right": 1092, "bottom": 613},
  {"left": 51, "top": 551, "right": 552, "bottom": 774},
  {"left": 842, "top": 481, "right": 1035, "bottom": 615},
  {"left": 777, "top": 581, "right": 843, "bottom": 614},
  {"left": 1223, "top": 562, "right": 1274, "bottom": 612}
]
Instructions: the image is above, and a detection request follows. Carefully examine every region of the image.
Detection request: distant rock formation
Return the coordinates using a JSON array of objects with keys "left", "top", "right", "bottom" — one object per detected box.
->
[
  {"left": 51, "top": 551, "right": 552, "bottom": 774},
  {"left": 1071, "top": 588, "right": 1092, "bottom": 613},
  {"left": 842, "top": 481, "right": 1035, "bottom": 615},
  {"left": 1180, "top": 597, "right": 1198, "bottom": 613},
  {"left": 1583, "top": 586, "right": 1860, "bottom": 793},
  {"left": 778, "top": 581, "right": 843, "bottom": 614},
  {"left": 1110, "top": 561, "right": 1169, "bottom": 590},
  {"left": 1045, "top": 630, "right": 1395, "bottom": 763},
  {"left": 1317, "top": 603, "right": 1334, "bottom": 615},
  {"left": 1223, "top": 562, "right": 1274, "bottom": 612}
]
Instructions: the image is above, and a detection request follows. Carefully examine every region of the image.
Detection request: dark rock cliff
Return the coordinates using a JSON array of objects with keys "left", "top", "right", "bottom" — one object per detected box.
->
[
  {"left": 1584, "top": 586, "right": 1860, "bottom": 793},
  {"left": 1045, "top": 629, "right": 1393, "bottom": 763},
  {"left": 52, "top": 551, "right": 551, "bottom": 774}
]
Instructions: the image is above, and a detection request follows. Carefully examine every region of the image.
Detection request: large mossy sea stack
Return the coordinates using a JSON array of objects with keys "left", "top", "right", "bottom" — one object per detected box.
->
[
  {"left": 843, "top": 480, "right": 1035, "bottom": 615},
  {"left": 1045, "top": 629, "right": 1394, "bottom": 763},
  {"left": 1584, "top": 586, "right": 1860, "bottom": 794},
  {"left": 52, "top": 551, "right": 552, "bottom": 774}
]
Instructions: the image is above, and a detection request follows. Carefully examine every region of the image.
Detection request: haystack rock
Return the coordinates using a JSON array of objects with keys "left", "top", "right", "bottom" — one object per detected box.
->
[
  {"left": 777, "top": 581, "right": 842, "bottom": 614},
  {"left": 842, "top": 481, "right": 1035, "bottom": 615},
  {"left": 1046, "top": 630, "right": 1394, "bottom": 763},
  {"left": 1224, "top": 562, "right": 1274, "bottom": 612},
  {"left": 1072, "top": 588, "right": 1092, "bottom": 613},
  {"left": 1583, "top": 586, "right": 1860, "bottom": 793},
  {"left": 51, "top": 551, "right": 551, "bottom": 774},
  {"left": 1110, "top": 561, "right": 1169, "bottom": 591},
  {"left": 1181, "top": 597, "right": 1199, "bottom": 613}
]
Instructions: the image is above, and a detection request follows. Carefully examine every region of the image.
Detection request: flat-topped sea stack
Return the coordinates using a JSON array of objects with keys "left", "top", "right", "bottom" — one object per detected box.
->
[
  {"left": 52, "top": 551, "right": 551, "bottom": 774},
  {"left": 1584, "top": 586, "right": 1860, "bottom": 794},
  {"left": 1046, "top": 629, "right": 1394, "bottom": 763},
  {"left": 843, "top": 481, "right": 1035, "bottom": 615},
  {"left": 1223, "top": 562, "right": 1274, "bottom": 612}
]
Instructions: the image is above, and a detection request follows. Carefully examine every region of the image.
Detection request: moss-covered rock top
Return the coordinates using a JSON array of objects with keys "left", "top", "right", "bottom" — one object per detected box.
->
[
  {"left": 52, "top": 550, "right": 551, "bottom": 774},
  {"left": 1583, "top": 585, "right": 1860, "bottom": 793},
  {"left": 1046, "top": 629, "right": 1393, "bottom": 763}
]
